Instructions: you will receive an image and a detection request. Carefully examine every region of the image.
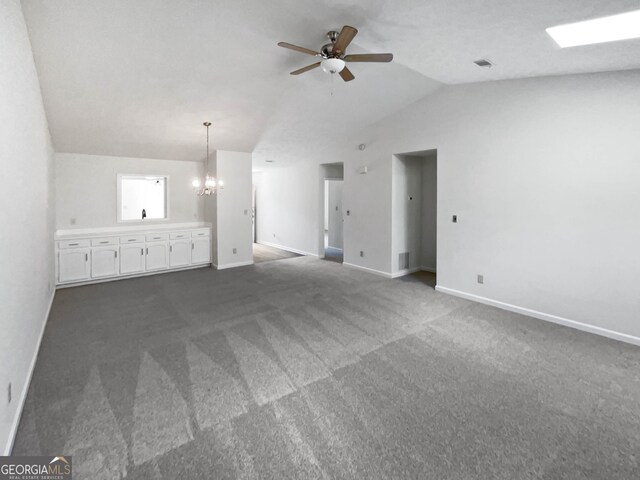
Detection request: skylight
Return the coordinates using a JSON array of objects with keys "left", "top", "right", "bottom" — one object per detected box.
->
[{"left": 546, "top": 10, "right": 640, "bottom": 48}]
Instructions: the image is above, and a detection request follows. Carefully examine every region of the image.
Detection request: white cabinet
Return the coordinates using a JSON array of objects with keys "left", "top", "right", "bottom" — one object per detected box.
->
[
  {"left": 170, "top": 239, "right": 191, "bottom": 267},
  {"left": 120, "top": 243, "right": 145, "bottom": 274},
  {"left": 191, "top": 236, "right": 211, "bottom": 264},
  {"left": 91, "top": 246, "right": 120, "bottom": 278},
  {"left": 146, "top": 241, "right": 169, "bottom": 271},
  {"left": 56, "top": 225, "right": 211, "bottom": 286},
  {"left": 59, "top": 248, "right": 90, "bottom": 283}
]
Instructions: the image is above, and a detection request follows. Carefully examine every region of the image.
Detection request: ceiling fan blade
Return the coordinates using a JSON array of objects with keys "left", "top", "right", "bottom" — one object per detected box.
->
[
  {"left": 332, "top": 25, "right": 358, "bottom": 55},
  {"left": 339, "top": 66, "right": 355, "bottom": 82},
  {"left": 290, "top": 62, "right": 321, "bottom": 75},
  {"left": 344, "top": 53, "right": 394, "bottom": 63},
  {"left": 278, "top": 42, "right": 319, "bottom": 56}
]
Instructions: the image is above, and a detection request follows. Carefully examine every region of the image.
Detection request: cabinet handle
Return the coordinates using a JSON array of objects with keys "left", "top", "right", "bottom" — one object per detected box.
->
[
  {"left": 115, "top": 251, "right": 118, "bottom": 258},
  {"left": 141, "top": 248, "right": 143, "bottom": 255},
  {"left": 100, "top": 241, "right": 109, "bottom": 244},
  {"left": 128, "top": 239, "right": 136, "bottom": 242},
  {"left": 170, "top": 245, "right": 173, "bottom": 252},
  {"left": 69, "top": 243, "right": 79, "bottom": 246},
  {"left": 146, "top": 248, "right": 148, "bottom": 255},
  {"left": 192, "top": 243, "right": 194, "bottom": 250},
  {"left": 85, "top": 253, "right": 88, "bottom": 261}
]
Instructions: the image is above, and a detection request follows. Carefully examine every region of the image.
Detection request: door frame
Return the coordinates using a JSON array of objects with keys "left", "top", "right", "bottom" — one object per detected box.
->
[{"left": 318, "top": 176, "right": 344, "bottom": 258}]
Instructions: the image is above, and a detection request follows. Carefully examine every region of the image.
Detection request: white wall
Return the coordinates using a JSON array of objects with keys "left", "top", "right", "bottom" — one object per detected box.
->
[
  {"left": 255, "top": 69, "right": 640, "bottom": 342},
  {"left": 0, "top": 0, "right": 55, "bottom": 454},
  {"left": 203, "top": 151, "right": 219, "bottom": 265},
  {"left": 327, "top": 180, "right": 343, "bottom": 250},
  {"left": 421, "top": 154, "right": 437, "bottom": 271},
  {"left": 55, "top": 153, "right": 204, "bottom": 229},
  {"left": 209, "top": 151, "right": 253, "bottom": 268},
  {"left": 391, "top": 155, "right": 423, "bottom": 274},
  {"left": 255, "top": 161, "right": 321, "bottom": 256}
]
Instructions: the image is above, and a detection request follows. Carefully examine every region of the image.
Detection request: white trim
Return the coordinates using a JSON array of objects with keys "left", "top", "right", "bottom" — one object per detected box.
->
[
  {"left": 435, "top": 285, "right": 640, "bottom": 347},
  {"left": 421, "top": 266, "right": 437, "bottom": 273},
  {"left": 214, "top": 260, "right": 254, "bottom": 270},
  {"left": 343, "top": 262, "right": 393, "bottom": 278},
  {"left": 4, "top": 290, "right": 55, "bottom": 455},
  {"left": 256, "top": 241, "right": 317, "bottom": 258},
  {"left": 116, "top": 173, "right": 170, "bottom": 224},
  {"left": 56, "top": 264, "right": 211, "bottom": 289},
  {"left": 391, "top": 267, "right": 422, "bottom": 278}
]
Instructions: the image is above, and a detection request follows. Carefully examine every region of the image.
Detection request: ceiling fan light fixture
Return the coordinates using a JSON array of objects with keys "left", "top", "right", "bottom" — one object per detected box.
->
[{"left": 321, "top": 58, "right": 346, "bottom": 74}]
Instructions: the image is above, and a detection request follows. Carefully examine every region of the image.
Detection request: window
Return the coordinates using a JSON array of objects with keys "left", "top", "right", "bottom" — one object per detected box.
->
[{"left": 118, "top": 174, "right": 168, "bottom": 222}]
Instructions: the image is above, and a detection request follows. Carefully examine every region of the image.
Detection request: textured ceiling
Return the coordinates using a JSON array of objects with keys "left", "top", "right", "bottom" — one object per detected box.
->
[{"left": 21, "top": 0, "right": 640, "bottom": 165}]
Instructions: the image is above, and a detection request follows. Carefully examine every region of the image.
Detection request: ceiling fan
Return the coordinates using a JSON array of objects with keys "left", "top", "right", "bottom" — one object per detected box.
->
[{"left": 278, "top": 25, "right": 393, "bottom": 82}]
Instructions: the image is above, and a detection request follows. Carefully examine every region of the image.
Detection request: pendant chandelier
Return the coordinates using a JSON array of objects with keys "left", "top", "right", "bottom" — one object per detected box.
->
[{"left": 192, "top": 122, "right": 224, "bottom": 196}]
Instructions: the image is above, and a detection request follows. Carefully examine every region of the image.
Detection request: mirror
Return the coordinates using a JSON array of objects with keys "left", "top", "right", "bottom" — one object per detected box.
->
[{"left": 118, "top": 175, "right": 168, "bottom": 222}]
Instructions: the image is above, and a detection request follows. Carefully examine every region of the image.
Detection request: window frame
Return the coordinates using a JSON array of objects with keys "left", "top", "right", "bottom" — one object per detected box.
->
[{"left": 116, "top": 174, "right": 170, "bottom": 224}]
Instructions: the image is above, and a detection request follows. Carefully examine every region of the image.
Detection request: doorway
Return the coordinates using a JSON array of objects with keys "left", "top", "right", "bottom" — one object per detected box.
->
[
  {"left": 318, "top": 162, "right": 344, "bottom": 263},
  {"left": 391, "top": 149, "right": 437, "bottom": 287},
  {"left": 324, "top": 179, "right": 344, "bottom": 263}
]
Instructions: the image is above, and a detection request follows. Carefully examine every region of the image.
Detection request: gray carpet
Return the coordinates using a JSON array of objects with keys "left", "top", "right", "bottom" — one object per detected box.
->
[
  {"left": 13, "top": 256, "right": 640, "bottom": 479},
  {"left": 253, "top": 243, "right": 301, "bottom": 264}
]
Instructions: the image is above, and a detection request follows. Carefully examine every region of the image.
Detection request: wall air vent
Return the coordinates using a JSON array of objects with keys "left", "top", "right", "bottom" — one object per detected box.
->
[
  {"left": 474, "top": 59, "right": 493, "bottom": 68},
  {"left": 399, "top": 252, "right": 410, "bottom": 271}
]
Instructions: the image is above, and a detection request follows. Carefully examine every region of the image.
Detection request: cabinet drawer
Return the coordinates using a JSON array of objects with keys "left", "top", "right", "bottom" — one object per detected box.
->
[
  {"left": 146, "top": 233, "right": 169, "bottom": 242},
  {"left": 58, "top": 239, "right": 90, "bottom": 249},
  {"left": 191, "top": 228, "right": 210, "bottom": 238},
  {"left": 170, "top": 231, "right": 191, "bottom": 240},
  {"left": 120, "top": 235, "right": 145, "bottom": 244},
  {"left": 91, "top": 237, "right": 118, "bottom": 246}
]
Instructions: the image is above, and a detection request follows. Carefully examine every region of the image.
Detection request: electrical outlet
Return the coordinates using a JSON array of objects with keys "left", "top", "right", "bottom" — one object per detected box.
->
[
  {"left": 70, "top": 218, "right": 76, "bottom": 225},
  {"left": 244, "top": 209, "right": 248, "bottom": 215},
  {"left": 233, "top": 248, "right": 237, "bottom": 254},
  {"left": 360, "top": 251, "right": 364, "bottom": 257},
  {"left": 477, "top": 274, "right": 484, "bottom": 284},
  {"left": 7, "top": 382, "right": 11, "bottom": 405}
]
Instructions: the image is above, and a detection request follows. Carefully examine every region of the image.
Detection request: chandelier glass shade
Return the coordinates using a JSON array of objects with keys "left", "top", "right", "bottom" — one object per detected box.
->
[{"left": 192, "top": 122, "right": 223, "bottom": 196}]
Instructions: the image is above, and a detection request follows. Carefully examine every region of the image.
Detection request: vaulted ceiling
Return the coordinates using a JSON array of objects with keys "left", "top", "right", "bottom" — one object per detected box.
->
[{"left": 21, "top": 0, "right": 640, "bottom": 165}]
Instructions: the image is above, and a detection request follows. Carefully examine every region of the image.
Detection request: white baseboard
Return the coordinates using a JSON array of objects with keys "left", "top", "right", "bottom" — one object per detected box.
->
[
  {"left": 343, "top": 262, "right": 393, "bottom": 278},
  {"left": 214, "top": 260, "right": 254, "bottom": 270},
  {"left": 4, "top": 290, "right": 55, "bottom": 455},
  {"left": 256, "top": 241, "right": 317, "bottom": 258},
  {"left": 391, "top": 267, "right": 422, "bottom": 278},
  {"left": 435, "top": 285, "right": 640, "bottom": 347}
]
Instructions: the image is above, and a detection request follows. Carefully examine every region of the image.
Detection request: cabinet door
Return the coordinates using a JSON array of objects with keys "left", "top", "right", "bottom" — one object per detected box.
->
[
  {"left": 191, "top": 237, "right": 211, "bottom": 264},
  {"left": 59, "top": 248, "right": 90, "bottom": 283},
  {"left": 146, "top": 242, "right": 168, "bottom": 271},
  {"left": 170, "top": 239, "right": 191, "bottom": 267},
  {"left": 120, "top": 243, "right": 145, "bottom": 274},
  {"left": 92, "top": 246, "right": 119, "bottom": 278}
]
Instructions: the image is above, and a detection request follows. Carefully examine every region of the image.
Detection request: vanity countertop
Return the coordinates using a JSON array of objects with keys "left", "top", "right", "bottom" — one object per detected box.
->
[{"left": 55, "top": 222, "right": 212, "bottom": 240}]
